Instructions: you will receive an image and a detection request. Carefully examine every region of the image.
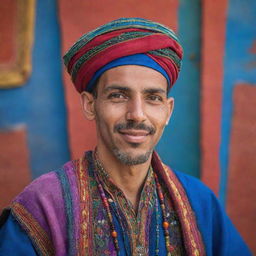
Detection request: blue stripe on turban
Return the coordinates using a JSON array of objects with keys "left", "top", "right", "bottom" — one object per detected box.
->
[{"left": 86, "top": 53, "right": 171, "bottom": 92}]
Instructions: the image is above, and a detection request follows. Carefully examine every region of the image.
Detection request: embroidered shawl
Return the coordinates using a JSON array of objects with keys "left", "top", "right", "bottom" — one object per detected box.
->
[{"left": 6, "top": 151, "right": 205, "bottom": 255}]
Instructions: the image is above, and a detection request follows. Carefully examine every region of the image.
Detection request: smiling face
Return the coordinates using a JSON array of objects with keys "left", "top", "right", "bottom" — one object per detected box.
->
[{"left": 81, "top": 65, "right": 174, "bottom": 166}]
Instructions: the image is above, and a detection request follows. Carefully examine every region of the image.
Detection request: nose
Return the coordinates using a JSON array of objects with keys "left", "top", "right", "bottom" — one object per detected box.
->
[{"left": 126, "top": 96, "right": 146, "bottom": 122}]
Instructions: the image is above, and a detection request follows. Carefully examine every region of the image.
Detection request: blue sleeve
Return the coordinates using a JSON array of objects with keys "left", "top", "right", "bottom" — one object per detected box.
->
[
  {"left": 174, "top": 171, "right": 252, "bottom": 256},
  {"left": 0, "top": 213, "right": 37, "bottom": 255}
]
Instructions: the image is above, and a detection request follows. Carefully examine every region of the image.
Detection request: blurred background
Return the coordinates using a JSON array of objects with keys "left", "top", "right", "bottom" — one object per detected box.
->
[{"left": 0, "top": 0, "right": 255, "bottom": 252}]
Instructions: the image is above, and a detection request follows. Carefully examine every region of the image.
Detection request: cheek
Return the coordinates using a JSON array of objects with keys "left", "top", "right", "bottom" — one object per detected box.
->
[
  {"left": 95, "top": 103, "right": 125, "bottom": 129},
  {"left": 148, "top": 105, "right": 170, "bottom": 127}
]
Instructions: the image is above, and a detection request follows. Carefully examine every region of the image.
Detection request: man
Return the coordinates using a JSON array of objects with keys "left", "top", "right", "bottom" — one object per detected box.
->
[{"left": 0, "top": 18, "right": 251, "bottom": 255}]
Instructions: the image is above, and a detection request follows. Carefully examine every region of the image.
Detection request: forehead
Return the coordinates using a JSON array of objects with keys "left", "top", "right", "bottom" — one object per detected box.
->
[{"left": 97, "top": 65, "right": 168, "bottom": 92}]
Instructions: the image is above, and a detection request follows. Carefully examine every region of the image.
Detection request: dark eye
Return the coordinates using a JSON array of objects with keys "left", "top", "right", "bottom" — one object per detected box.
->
[
  {"left": 108, "top": 92, "right": 124, "bottom": 98},
  {"left": 147, "top": 95, "right": 163, "bottom": 102},
  {"left": 108, "top": 92, "right": 127, "bottom": 101}
]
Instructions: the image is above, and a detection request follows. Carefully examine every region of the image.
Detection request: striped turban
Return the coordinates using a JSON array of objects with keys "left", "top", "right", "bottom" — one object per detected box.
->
[{"left": 64, "top": 17, "right": 183, "bottom": 93}]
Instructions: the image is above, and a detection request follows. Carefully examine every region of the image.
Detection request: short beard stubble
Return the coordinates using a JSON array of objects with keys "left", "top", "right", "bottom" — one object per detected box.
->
[
  {"left": 112, "top": 146, "right": 153, "bottom": 166},
  {"left": 111, "top": 121, "right": 156, "bottom": 165}
]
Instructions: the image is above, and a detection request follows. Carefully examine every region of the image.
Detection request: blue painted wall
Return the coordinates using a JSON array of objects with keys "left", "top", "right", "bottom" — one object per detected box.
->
[
  {"left": 0, "top": 0, "right": 70, "bottom": 178},
  {"left": 219, "top": 0, "right": 256, "bottom": 204},
  {"left": 157, "top": 0, "right": 201, "bottom": 178}
]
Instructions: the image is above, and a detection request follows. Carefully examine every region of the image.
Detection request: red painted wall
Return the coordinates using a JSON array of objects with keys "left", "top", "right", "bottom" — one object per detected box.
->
[
  {"left": 200, "top": 0, "right": 228, "bottom": 195},
  {"left": 227, "top": 84, "right": 256, "bottom": 253},
  {"left": 0, "top": 128, "right": 31, "bottom": 210}
]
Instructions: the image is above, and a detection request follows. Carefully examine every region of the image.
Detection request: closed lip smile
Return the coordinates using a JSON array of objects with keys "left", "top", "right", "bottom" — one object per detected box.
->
[{"left": 118, "top": 129, "right": 150, "bottom": 143}]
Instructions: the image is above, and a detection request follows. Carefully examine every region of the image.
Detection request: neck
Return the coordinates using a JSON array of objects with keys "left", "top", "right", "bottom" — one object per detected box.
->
[{"left": 96, "top": 145, "right": 152, "bottom": 210}]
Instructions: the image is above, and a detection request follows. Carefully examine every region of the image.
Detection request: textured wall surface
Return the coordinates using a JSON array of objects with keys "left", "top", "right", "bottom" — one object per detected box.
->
[
  {"left": 200, "top": 0, "right": 228, "bottom": 195},
  {"left": 222, "top": 1, "right": 256, "bottom": 252},
  {"left": 0, "top": 0, "right": 255, "bottom": 252},
  {"left": 0, "top": 0, "right": 70, "bottom": 208},
  {"left": 227, "top": 84, "right": 256, "bottom": 252},
  {"left": 0, "top": 128, "right": 30, "bottom": 209}
]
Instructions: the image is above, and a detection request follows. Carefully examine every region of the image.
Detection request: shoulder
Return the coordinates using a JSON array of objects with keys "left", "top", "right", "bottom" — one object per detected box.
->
[
  {"left": 173, "top": 170, "right": 209, "bottom": 190},
  {"left": 170, "top": 170, "right": 232, "bottom": 221},
  {"left": 12, "top": 160, "right": 76, "bottom": 211},
  {"left": 170, "top": 169, "right": 219, "bottom": 222},
  {"left": 171, "top": 169, "right": 215, "bottom": 201},
  {"left": 171, "top": 169, "right": 252, "bottom": 255},
  {"left": 170, "top": 169, "right": 223, "bottom": 221},
  {"left": 14, "top": 162, "right": 73, "bottom": 201}
]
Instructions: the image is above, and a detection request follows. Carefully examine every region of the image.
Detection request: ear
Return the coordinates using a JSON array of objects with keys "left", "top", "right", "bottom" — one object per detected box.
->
[
  {"left": 166, "top": 97, "right": 174, "bottom": 125},
  {"left": 80, "top": 92, "right": 96, "bottom": 120}
]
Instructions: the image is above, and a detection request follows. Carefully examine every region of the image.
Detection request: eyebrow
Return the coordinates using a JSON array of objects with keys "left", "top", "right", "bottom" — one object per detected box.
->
[
  {"left": 103, "top": 85, "right": 131, "bottom": 93},
  {"left": 143, "top": 88, "right": 166, "bottom": 94},
  {"left": 103, "top": 85, "right": 167, "bottom": 95}
]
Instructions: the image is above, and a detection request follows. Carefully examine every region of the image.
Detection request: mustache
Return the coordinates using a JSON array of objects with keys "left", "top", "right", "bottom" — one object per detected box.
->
[{"left": 114, "top": 121, "right": 156, "bottom": 135}]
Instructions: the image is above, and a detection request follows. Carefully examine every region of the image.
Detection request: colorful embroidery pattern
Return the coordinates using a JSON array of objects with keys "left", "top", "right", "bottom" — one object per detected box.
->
[
  {"left": 7, "top": 150, "right": 205, "bottom": 255},
  {"left": 95, "top": 158, "right": 156, "bottom": 255},
  {"left": 56, "top": 168, "right": 76, "bottom": 255},
  {"left": 75, "top": 156, "right": 92, "bottom": 255},
  {"left": 76, "top": 151, "right": 186, "bottom": 255},
  {"left": 11, "top": 202, "right": 54, "bottom": 256},
  {"left": 152, "top": 152, "right": 205, "bottom": 256}
]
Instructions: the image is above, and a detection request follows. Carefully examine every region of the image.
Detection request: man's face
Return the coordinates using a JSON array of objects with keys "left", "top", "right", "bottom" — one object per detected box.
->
[{"left": 82, "top": 65, "right": 174, "bottom": 165}]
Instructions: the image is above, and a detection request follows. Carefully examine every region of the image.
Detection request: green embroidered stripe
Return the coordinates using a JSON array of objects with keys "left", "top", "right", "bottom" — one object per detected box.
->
[
  {"left": 148, "top": 49, "right": 181, "bottom": 69},
  {"left": 63, "top": 18, "right": 179, "bottom": 65},
  {"left": 71, "top": 31, "right": 152, "bottom": 79},
  {"left": 55, "top": 169, "right": 75, "bottom": 256}
]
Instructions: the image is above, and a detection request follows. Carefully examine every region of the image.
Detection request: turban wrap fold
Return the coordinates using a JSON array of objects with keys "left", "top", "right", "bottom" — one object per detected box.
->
[{"left": 64, "top": 17, "right": 183, "bottom": 93}]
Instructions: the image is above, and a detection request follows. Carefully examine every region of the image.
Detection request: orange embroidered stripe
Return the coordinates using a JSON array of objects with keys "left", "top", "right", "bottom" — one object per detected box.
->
[
  {"left": 76, "top": 158, "right": 91, "bottom": 255},
  {"left": 162, "top": 164, "right": 205, "bottom": 256},
  {"left": 11, "top": 202, "right": 54, "bottom": 256}
]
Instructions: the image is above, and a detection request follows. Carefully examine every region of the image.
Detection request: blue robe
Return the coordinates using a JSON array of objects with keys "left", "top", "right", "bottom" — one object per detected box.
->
[{"left": 0, "top": 170, "right": 251, "bottom": 255}]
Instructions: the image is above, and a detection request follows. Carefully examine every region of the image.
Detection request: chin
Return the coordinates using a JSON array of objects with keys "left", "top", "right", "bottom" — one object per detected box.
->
[{"left": 112, "top": 147, "right": 153, "bottom": 166}]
